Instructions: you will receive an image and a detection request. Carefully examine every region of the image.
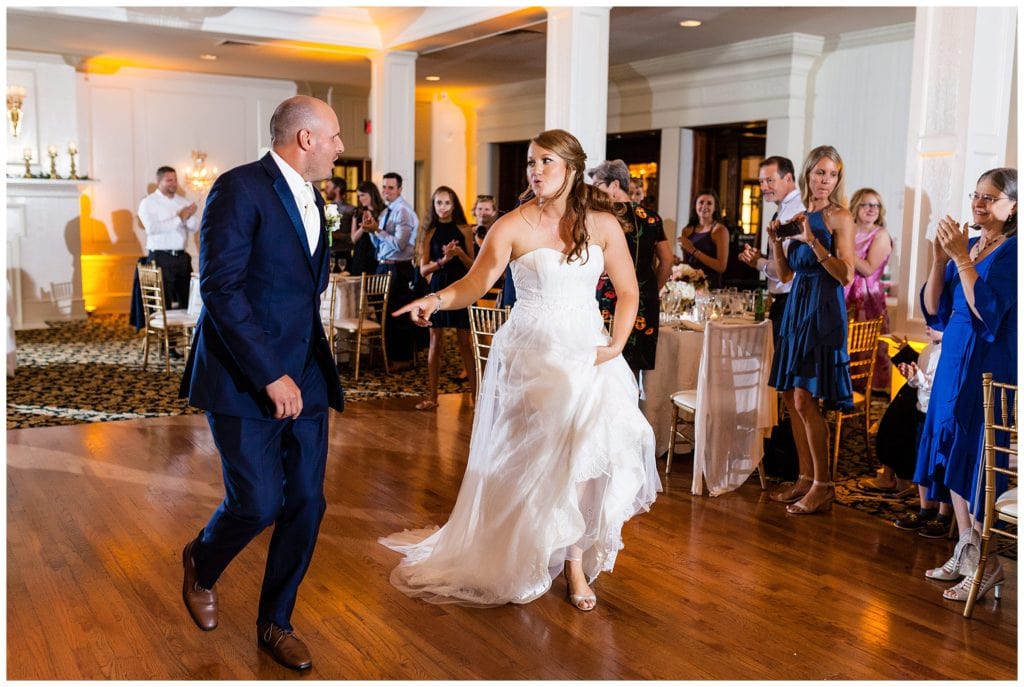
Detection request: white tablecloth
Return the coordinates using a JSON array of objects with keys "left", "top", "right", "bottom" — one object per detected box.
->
[
  {"left": 330, "top": 275, "right": 362, "bottom": 320},
  {"left": 640, "top": 326, "right": 704, "bottom": 456}
]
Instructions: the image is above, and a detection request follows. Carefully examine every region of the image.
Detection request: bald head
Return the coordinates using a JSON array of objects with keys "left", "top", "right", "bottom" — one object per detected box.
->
[
  {"left": 269, "top": 95, "right": 345, "bottom": 182},
  {"left": 270, "top": 95, "right": 327, "bottom": 147}
]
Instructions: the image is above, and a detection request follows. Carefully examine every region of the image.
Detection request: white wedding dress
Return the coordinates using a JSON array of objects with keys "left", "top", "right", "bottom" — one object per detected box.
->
[{"left": 380, "top": 245, "right": 661, "bottom": 606}]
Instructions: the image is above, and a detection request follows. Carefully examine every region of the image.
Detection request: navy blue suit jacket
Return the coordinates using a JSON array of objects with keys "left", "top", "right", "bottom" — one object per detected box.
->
[{"left": 180, "top": 153, "right": 344, "bottom": 418}]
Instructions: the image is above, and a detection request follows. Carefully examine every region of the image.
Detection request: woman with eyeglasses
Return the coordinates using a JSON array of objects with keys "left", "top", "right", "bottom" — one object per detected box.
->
[
  {"left": 846, "top": 188, "right": 900, "bottom": 493},
  {"left": 914, "top": 167, "right": 1017, "bottom": 603},
  {"left": 847, "top": 190, "right": 894, "bottom": 385}
]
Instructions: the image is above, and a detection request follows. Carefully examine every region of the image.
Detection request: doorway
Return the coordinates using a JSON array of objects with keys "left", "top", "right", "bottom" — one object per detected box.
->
[{"left": 690, "top": 121, "right": 766, "bottom": 287}]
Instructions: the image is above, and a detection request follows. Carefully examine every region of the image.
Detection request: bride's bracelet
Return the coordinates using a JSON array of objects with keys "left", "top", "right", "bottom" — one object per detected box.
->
[{"left": 428, "top": 292, "right": 443, "bottom": 315}]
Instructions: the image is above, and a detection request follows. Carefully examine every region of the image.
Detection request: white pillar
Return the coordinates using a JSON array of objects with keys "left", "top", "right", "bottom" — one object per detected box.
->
[
  {"left": 368, "top": 51, "right": 417, "bottom": 191},
  {"left": 658, "top": 127, "right": 682, "bottom": 247},
  {"left": 544, "top": 6, "right": 609, "bottom": 167},
  {"left": 895, "top": 6, "right": 1016, "bottom": 333},
  {"left": 430, "top": 92, "right": 468, "bottom": 204}
]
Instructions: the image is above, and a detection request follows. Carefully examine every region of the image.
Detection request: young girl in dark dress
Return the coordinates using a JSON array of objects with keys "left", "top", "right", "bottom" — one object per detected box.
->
[{"left": 415, "top": 186, "right": 477, "bottom": 409}]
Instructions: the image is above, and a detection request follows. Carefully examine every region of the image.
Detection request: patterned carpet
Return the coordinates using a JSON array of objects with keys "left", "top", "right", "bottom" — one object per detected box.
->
[
  {"left": 7, "top": 315, "right": 920, "bottom": 524},
  {"left": 6, "top": 314, "right": 470, "bottom": 429}
]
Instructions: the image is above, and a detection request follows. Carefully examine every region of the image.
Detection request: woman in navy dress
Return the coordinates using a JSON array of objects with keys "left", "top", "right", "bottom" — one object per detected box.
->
[
  {"left": 915, "top": 167, "right": 1017, "bottom": 602},
  {"left": 415, "top": 186, "right": 476, "bottom": 410},
  {"left": 767, "top": 146, "right": 856, "bottom": 515}
]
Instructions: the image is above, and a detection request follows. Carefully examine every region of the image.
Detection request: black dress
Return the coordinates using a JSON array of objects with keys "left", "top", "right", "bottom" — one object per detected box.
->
[
  {"left": 428, "top": 221, "right": 471, "bottom": 329},
  {"left": 595, "top": 203, "right": 668, "bottom": 371},
  {"left": 683, "top": 227, "right": 723, "bottom": 289}
]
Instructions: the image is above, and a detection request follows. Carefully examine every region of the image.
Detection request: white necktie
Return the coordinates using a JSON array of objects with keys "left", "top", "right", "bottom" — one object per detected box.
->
[{"left": 301, "top": 184, "right": 320, "bottom": 256}]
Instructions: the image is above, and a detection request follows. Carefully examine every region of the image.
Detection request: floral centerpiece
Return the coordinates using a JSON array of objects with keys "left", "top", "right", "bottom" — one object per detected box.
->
[
  {"left": 659, "top": 262, "right": 709, "bottom": 316},
  {"left": 324, "top": 204, "right": 340, "bottom": 248}
]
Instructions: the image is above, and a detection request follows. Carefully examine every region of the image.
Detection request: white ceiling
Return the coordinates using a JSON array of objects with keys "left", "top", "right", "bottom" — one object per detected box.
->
[{"left": 6, "top": 5, "right": 917, "bottom": 94}]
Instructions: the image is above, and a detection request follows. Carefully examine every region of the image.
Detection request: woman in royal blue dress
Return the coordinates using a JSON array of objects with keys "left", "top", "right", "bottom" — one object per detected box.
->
[
  {"left": 767, "top": 145, "right": 856, "bottom": 515},
  {"left": 915, "top": 167, "right": 1017, "bottom": 603}
]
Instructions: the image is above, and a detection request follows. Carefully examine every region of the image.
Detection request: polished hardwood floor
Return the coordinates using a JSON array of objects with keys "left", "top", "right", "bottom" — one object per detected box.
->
[{"left": 6, "top": 394, "right": 1017, "bottom": 679}]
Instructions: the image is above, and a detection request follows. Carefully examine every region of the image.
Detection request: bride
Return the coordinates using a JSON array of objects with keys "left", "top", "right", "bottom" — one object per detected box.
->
[{"left": 382, "top": 129, "right": 661, "bottom": 611}]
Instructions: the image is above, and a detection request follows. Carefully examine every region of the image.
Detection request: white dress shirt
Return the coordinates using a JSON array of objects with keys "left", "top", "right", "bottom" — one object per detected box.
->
[
  {"left": 756, "top": 188, "right": 806, "bottom": 294},
  {"left": 269, "top": 150, "right": 320, "bottom": 255},
  {"left": 907, "top": 341, "right": 941, "bottom": 413},
  {"left": 138, "top": 190, "right": 199, "bottom": 251}
]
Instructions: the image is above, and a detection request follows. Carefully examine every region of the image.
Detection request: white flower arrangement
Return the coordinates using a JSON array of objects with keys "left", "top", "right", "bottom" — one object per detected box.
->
[
  {"left": 660, "top": 262, "right": 709, "bottom": 315},
  {"left": 324, "top": 204, "right": 341, "bottom": 247}
]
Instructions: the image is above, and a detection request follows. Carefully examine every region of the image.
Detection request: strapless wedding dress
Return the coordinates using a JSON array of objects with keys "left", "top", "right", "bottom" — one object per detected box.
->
[{"left": 380, "top": 246, "right": 661, "bottom": 606}]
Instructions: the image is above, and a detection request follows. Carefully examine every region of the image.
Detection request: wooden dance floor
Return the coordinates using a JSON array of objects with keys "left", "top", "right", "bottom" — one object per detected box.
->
[{"left": 7, "top": 395, "right": 1017, "bottom": 680}]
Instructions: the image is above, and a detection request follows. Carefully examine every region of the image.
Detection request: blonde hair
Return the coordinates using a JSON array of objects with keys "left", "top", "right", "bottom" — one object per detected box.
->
[
  {"left": 850, "top": 187, "right": 886, "bottom": 227},
  {"left": 800, "top": 145, "right": 848, "bottom": 210}
]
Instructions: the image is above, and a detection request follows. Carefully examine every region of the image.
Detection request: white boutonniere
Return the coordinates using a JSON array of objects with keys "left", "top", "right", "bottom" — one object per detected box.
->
[{"left": 324, "top": 204, "right": 340, "bottom": 247}]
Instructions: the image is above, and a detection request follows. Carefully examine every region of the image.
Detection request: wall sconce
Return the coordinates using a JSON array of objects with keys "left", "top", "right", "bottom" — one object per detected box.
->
[
  {"left": 184, "top": 150, "right": 218, "bottom": 193},
  {"left": 7, "top": 85, "right": 27, "bottom": 138}
]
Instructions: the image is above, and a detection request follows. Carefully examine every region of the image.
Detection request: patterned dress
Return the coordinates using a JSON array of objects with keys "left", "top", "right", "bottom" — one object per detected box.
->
[{"left": 595, "top": 203, "right": 669, "bottom": 371}]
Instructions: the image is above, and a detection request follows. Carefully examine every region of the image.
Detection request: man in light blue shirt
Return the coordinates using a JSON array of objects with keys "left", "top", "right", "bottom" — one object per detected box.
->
[{"left": 360, "top": 172, "right": 418, "bottom": 363}]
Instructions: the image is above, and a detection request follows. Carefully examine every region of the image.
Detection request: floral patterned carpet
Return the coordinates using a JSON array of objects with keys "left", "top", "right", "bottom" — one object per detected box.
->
[{"left": 7, "top": 315, "right": 925, "bottom": 524}]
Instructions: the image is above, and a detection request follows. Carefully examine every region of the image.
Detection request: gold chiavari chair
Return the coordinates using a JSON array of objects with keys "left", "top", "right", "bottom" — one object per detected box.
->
[
  {"left": 468, "top": 304, "right": 510, "bottom": 394},
  {"left": 963, "top": 373, "right": 1017, "bottom": 618},
  {"left": 137, "top": 263, "right": 198, "bottom": 372},
  {"left": 333, "top": 272, "right": 391, "bottom": 380},
  {"left": 828, "top": 315, "right": 885, "bottom": 481}
]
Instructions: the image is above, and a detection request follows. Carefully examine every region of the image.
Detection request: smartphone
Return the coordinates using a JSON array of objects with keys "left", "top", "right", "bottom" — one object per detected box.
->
[{"left": 776, "top": 220, "right": 803, "bottom": 238}]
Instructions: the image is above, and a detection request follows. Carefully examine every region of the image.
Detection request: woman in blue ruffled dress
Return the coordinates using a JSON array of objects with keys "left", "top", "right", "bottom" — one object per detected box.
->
[
  {"left": 767, "top": 145, "right": 856, "bottom": 515},
  {"left": 915, "top": 167, "right": 1017, "bottom": 603}
]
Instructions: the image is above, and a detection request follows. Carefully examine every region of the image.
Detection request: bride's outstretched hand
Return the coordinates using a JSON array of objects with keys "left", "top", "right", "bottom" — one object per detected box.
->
[{"left": 394, "top": 298, "right": 434, "bottom": 327}]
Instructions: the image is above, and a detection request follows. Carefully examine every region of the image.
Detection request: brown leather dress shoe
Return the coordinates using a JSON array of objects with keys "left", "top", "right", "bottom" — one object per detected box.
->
[
  {"left": 182, "top": 539, "right": 218, "bottom": 630},
  {"left": 257, "top": 622, "right": 313, "bottom": 671}
]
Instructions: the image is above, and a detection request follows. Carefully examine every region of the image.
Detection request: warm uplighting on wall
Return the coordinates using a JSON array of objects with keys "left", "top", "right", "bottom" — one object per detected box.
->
[
  {"left": 7, "top": 85, "right": 27, "bottom": 138},
  {"left": 184, "top": 150, "right": 218, "bottom": 193}
]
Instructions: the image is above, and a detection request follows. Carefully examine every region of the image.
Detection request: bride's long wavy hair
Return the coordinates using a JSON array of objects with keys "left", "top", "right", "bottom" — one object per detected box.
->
[{"left": 518, "top": 129, "right": 625, "bottom": 263}]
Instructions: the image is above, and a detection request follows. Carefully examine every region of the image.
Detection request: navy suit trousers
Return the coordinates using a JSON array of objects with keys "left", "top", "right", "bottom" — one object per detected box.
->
[{"left": 192, "top": 360, "right": 329, "bottom": 631}]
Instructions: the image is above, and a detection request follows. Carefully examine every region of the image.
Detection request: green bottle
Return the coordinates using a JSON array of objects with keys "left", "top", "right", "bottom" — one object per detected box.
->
[{"left": 753, "top": 289, "right": 765, "bottom": 322}]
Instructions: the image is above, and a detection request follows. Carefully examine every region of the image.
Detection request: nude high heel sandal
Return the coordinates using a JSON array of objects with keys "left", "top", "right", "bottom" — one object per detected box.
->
[
  {"left": 563, "top": 562, "right": 596, "bottom": 612},
  {"left": 786, "top": 481, "right": 835, "bottom": 515},
  {"left": 769, "top": 474, "right": 813, "bottom": 504}
]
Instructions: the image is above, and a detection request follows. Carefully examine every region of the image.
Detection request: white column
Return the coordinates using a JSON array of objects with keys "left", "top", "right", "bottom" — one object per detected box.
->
[
  {"left": 368, "top": 51, "right": 417, "bottom": 190},
  {"left": 544, "top": 6, "right": 610, "bottom": 167},
  {"left": 430, "top": 92, "right": 468, "bottom": 205},
  {"left": 658, "top": 127, "right": 682, "bottom": 247},
  {"left": 895, "top": 6, "right": 1016, "bottom": 333}
]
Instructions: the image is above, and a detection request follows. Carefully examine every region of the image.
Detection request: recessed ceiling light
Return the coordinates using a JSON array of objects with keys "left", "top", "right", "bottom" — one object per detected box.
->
[
  {"left": 425, "top": 75, "right": 441, "bottom": 82},
  {"left": 199, "top": 53, "right": 218, "bottom": 61},
  {"left": 679, "top": 20, "right": 702, "bottom": 28}
]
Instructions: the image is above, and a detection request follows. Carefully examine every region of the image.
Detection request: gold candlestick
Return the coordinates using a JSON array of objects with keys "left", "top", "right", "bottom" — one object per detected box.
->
[
  {"left": 47, "top": 144, "right": 58, "bottom": 179},
  {"left": 22, "top": 148, "right": 32, "bottom": 178}
]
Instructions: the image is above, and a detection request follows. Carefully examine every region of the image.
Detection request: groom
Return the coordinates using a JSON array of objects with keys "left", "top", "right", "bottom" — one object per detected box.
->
[{"left": 178, "top": 95, "right": 345, "bottom": 671}]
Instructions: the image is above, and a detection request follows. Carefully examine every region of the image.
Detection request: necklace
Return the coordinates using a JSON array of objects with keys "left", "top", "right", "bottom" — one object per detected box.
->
[{"left": 970, "top": 232, "right": 1006, "bottom": 260}]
